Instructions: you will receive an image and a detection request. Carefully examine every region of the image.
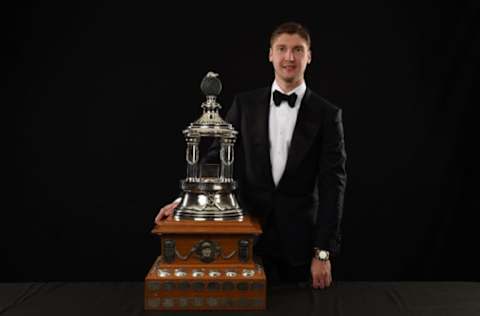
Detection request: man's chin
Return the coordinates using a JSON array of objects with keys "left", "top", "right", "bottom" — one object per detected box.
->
[
  {"left": 282, "top": 76, "right": 299, "bottom": 84},
  {"left": 275, "top": 71, "right": 301, "bottom": 84}
]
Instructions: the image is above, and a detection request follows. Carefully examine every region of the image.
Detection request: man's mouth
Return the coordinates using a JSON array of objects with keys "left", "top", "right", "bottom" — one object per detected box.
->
[{"left": 283, "top": 65, "right": 296, "bottom": 70}]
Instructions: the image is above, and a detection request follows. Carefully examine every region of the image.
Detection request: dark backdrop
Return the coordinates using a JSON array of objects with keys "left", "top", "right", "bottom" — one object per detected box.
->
[{"left": 6, "top": 2, "right": 479, "bottom": 282}]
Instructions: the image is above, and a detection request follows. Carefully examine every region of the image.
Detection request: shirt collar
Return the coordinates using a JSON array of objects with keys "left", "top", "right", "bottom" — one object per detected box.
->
[{"left": 271, "top": 80, "right": 307, "bottom": 107}]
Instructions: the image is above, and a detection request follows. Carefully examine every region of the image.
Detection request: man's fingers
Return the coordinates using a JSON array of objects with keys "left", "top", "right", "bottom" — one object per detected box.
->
[
  {"left": 318, "top": 276, "right": 326, "bottom": 289},
  {"left": 165, "top": 207, "right": 173, "bottom": 217},
  {"left": 321, "top": 272, "right": 332, "bottom": 288},
  {"left": 154, "top": 209, "right": 165, "bottom": 224},
  {"left": 165, "top": 203, "right": 178, "bottom": 216},
  {"left": 312, "top": 274, "right": 321, "bottom": 289},
  {"left": 312, "top": 272, "right": 332, "bottom": 289},
  {"left": 154, "top": 202, "right": 180, "bottom": 224},
  {"left": 155, "top": 207, "right": 169, "bottom": 224},
  {"left": 326, "top": 273, "right": 332, "bottom": 287}
]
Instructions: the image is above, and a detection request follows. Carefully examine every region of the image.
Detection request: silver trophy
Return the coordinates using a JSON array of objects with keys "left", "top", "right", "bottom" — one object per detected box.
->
[{"left": 173, "top": 72, "right": 243, "bottom": 221}]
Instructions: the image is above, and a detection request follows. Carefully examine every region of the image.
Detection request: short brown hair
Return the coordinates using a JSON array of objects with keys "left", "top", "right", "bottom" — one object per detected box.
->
[{"left": 270, "top": 22, "right": 311, "bottom": 48}]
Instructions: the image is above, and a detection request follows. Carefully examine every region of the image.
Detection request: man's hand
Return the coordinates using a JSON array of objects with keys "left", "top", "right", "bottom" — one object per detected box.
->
[
  {"left": 311, "top": 258, "right": 332, "bottom": 289},
  {"left": 154, "top": 201, "right": 180, "bottom": 224}
]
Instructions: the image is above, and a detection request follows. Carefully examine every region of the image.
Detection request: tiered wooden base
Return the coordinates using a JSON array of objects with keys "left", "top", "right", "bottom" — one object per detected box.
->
[{"left": 144, "top": 215, "right": 266, "bottom": 310}]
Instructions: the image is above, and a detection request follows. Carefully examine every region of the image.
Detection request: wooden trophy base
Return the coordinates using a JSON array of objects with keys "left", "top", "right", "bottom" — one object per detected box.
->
[{"left": 144, "top": 215, "right": 266, "bottom": 311}]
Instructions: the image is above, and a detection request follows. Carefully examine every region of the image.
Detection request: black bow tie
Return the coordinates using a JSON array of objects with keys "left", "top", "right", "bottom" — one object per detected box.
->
[{"left": 273, "top": 90, "right": 297, "bottom": 108}]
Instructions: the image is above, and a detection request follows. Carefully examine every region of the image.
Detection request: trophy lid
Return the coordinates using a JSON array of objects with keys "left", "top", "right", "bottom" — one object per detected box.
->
[{"left": 183, "top": 72, "right": 237, "bottom": 139}]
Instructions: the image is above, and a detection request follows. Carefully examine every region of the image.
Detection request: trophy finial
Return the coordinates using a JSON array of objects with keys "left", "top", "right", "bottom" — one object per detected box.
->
[{"left": 200, "top": 72, "right": 222, "bottom": 96}]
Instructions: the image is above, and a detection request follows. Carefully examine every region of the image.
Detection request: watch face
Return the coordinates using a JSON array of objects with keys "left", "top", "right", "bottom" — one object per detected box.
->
[{"left": 319, "top": 251, "right": 327, "bottom": 259}]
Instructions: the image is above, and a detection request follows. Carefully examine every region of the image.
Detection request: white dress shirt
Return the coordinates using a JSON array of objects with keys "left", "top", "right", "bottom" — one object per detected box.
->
[{"left": 269, "top": 81, "right": 307, "bottom": 186}]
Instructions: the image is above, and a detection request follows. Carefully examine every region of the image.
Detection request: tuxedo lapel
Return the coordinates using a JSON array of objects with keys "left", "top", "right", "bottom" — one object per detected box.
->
[
  {"left": 278, "top": 88, "right": 322, "bottom": 187},
  {"left": 247, "top": 88, "right": 275, "bottom": 189}
]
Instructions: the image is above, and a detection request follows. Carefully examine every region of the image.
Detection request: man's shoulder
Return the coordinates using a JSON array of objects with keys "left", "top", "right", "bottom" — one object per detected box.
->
[
  {"left": 233, "top": 87, "right": 270, "bottom": 103},
  {"left": 306, "top": 89, "right": 341, "bottom": 113}
]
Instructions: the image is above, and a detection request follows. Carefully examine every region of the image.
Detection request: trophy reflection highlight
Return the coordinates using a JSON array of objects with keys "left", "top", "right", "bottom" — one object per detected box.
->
[{"left": 174, "top": 72, "right": 243, "bottom": 221}]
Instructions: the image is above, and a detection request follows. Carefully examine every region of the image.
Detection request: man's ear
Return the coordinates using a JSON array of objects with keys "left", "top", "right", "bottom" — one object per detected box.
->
[
  {"left": 307, "top": 49, "right": 312, "bottom": 64},
  {"left": 269, "top": 48, "right": 273, "bottom": 62}
]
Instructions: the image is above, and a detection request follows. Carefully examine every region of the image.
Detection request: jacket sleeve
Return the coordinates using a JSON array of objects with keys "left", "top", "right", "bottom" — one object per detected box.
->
[{"left": 312, "top": 107, "right": 347, "bottom": 256}]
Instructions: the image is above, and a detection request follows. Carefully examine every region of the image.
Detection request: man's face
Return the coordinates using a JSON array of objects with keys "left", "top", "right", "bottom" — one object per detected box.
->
[{"left": 269, "top": 33, "right": 311, "bottom": 85}]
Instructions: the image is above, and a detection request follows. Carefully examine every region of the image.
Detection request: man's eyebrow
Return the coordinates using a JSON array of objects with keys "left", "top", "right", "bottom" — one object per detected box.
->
[{"left": 274, "top": 44, "right": 305, "bottom": 49}]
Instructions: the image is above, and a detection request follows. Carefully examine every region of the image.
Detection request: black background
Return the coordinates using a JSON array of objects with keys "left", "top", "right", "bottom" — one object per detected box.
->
[{"left": 6, "top": 2, "right": 479, "bottom": 282}]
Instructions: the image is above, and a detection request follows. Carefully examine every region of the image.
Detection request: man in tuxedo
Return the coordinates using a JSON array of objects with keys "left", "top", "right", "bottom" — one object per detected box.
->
[{"left": 156, "top": 22, "right": 346, "bottom": 289}]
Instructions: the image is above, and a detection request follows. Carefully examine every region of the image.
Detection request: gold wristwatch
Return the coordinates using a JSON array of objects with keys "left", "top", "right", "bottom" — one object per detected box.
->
[{"left": 313, "top": 248, "right": 330, "bottom": 261}]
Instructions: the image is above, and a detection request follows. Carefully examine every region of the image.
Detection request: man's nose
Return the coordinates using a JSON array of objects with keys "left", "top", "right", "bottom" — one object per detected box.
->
[{"left": 285, "top": 49, "right": 295, "bottom": 61}]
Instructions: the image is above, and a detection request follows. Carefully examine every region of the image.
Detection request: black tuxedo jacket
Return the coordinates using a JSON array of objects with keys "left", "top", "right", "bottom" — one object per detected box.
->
[{"left": 208, "top": 87, "right": 346, "bottom": 266}]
